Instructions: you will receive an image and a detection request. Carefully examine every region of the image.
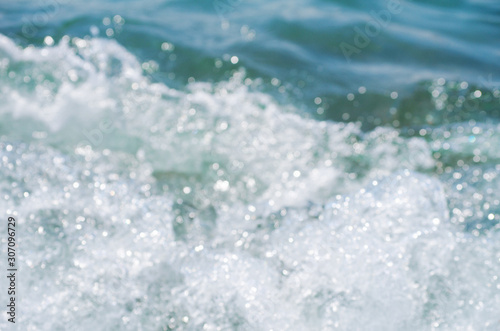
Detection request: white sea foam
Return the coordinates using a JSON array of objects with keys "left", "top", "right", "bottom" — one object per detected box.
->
[{"left": 0, "top": 34, "right": 499, "bottom": 330}]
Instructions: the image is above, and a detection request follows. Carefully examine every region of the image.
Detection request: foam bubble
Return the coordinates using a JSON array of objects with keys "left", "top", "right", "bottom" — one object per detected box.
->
[{"left": 1, "top": 34, "right": 499, "bottom": 330}]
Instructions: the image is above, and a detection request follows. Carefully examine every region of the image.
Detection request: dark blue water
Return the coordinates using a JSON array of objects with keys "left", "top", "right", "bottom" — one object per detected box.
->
[
  {"left": 2, "top": 0, "right": 500, "bottom": 124},
  {"left": 0, "top": 0, "right": 499, "bottom": 330}
]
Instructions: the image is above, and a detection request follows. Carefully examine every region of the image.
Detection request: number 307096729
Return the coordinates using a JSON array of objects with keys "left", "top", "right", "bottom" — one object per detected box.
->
[{"left": 7, "top": 217, "right": 16, "bottom": 267}]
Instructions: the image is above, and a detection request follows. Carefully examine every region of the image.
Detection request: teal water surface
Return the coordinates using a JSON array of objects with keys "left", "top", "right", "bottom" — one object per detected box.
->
[{"left": 0, "top": 0, "right": 500, "bottom": 330}]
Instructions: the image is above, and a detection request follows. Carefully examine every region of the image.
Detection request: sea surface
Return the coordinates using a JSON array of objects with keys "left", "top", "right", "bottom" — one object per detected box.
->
[{"left": 0, "top": 0, "right": 500, "bottom": 330}]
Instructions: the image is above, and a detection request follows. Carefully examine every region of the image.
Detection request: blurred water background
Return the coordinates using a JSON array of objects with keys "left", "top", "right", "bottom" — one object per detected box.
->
[{"left": 0, "top": 0, "right": 500, "bottom": 330}]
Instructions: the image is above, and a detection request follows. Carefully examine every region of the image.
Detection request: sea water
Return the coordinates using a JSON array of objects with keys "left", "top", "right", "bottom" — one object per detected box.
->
[{"left": 0, "top": 0, "right": 499, "bottom": 330}]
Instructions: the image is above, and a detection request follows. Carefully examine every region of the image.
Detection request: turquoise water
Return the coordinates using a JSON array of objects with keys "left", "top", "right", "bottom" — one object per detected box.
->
[{"left": 0, "top": 0, "right": 500, "bottom": 330}]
